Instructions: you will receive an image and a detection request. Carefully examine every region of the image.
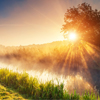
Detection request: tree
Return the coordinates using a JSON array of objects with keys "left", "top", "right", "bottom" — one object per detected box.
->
[{"left": 62, "top": 2, "right": 100, "bottom": 46}]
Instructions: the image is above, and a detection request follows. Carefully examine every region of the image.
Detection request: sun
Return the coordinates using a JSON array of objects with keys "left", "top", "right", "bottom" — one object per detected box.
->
[{"left": 68, "top": 32, "right": 77, "bottom": 41}]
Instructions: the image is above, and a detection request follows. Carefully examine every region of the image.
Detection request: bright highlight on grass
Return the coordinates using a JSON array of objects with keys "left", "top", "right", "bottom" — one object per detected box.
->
[{"left": 68, "top": 32, "right": 77, "bottom": 41}]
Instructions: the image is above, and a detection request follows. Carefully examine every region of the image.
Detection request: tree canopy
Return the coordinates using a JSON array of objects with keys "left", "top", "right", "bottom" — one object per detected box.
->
[{"left": 62, "top": 2, "right": 100, "bottom": 46}]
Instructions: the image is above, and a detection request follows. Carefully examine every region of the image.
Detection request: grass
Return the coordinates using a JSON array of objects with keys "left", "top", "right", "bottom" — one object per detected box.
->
[
  {"left": 0, "top": 84, "right": 25, "bottom": 100},
  {"left": 0, "top": 68, "right": 100, "bottom": 100}
]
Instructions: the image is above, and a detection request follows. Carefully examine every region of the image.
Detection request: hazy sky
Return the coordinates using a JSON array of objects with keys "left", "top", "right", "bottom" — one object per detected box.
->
[{"left": 0, "top": 0, "right": 100, "bottom": 46}]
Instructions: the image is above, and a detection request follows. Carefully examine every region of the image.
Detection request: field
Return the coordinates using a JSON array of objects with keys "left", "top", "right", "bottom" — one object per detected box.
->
[
  {"left": 0, "top": 40, "right": 100, "bottom": 99},
  {"left": 0, "top": 68, "right": 100, "bottom": 100}
]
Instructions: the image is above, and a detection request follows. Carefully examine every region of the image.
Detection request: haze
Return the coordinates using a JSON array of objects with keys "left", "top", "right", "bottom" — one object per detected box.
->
[{"left": 0, "top": 0, "right": 100, "bottom": 46}]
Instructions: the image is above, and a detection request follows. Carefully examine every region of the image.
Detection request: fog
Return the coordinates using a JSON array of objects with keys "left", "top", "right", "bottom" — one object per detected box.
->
[{"left": 0, "top": 41, "right": 100, "bottom": 94}]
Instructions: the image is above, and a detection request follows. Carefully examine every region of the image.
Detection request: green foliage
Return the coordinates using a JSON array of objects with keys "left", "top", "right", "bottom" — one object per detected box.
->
[
  {"left": 0, "top": 68, "right": 99, "bottom": 99},
  {"left": 82, "top": 91, "right": 99, "bottom": 100},
  {"left": 71, "top": 91, "right": 80, "bottom": 100}
]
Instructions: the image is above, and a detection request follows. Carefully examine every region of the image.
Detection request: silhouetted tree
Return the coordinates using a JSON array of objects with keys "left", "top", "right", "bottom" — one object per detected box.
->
[{"left": 62, "top": 2, "right": 100, "bottom": 46}]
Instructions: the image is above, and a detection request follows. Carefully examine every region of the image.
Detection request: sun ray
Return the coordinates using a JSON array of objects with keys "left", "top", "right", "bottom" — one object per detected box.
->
[{"left": 61, "top": 43, "right": 73, "bottom": 75}]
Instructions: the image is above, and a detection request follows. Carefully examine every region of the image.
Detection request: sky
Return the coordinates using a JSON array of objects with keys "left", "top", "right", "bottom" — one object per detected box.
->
[{"left": 0, "top": 0, "right": 100, "bottom": 46}]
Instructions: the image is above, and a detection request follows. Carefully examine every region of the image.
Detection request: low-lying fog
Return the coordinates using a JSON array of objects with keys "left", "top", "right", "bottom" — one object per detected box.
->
[{"left": 0, "top": 41, "right": 100, "bottom": 94}]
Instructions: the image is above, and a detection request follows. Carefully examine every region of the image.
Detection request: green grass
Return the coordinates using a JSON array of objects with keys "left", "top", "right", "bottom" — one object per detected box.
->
[
  {"left": 0, "top": 84, "right": 25, "bottom": 100},
  {"left": 0, "top": 68, "right": 100, "bottom": 100}
]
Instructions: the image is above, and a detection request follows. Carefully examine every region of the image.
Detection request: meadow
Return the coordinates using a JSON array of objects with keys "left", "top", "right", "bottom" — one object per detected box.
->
[{"left": 0, "top": 68, "right": 100, "bottom": 100}]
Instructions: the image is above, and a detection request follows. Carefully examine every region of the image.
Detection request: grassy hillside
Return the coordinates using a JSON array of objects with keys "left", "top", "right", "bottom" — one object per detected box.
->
[{"left": 0, "top": 68, "right": 100, "bottom": 100}]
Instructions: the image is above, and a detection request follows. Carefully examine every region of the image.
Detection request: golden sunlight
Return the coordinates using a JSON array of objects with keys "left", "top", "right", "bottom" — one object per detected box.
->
[{"left": 68, "top": 32, "right": 77, "bottom": 41}]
